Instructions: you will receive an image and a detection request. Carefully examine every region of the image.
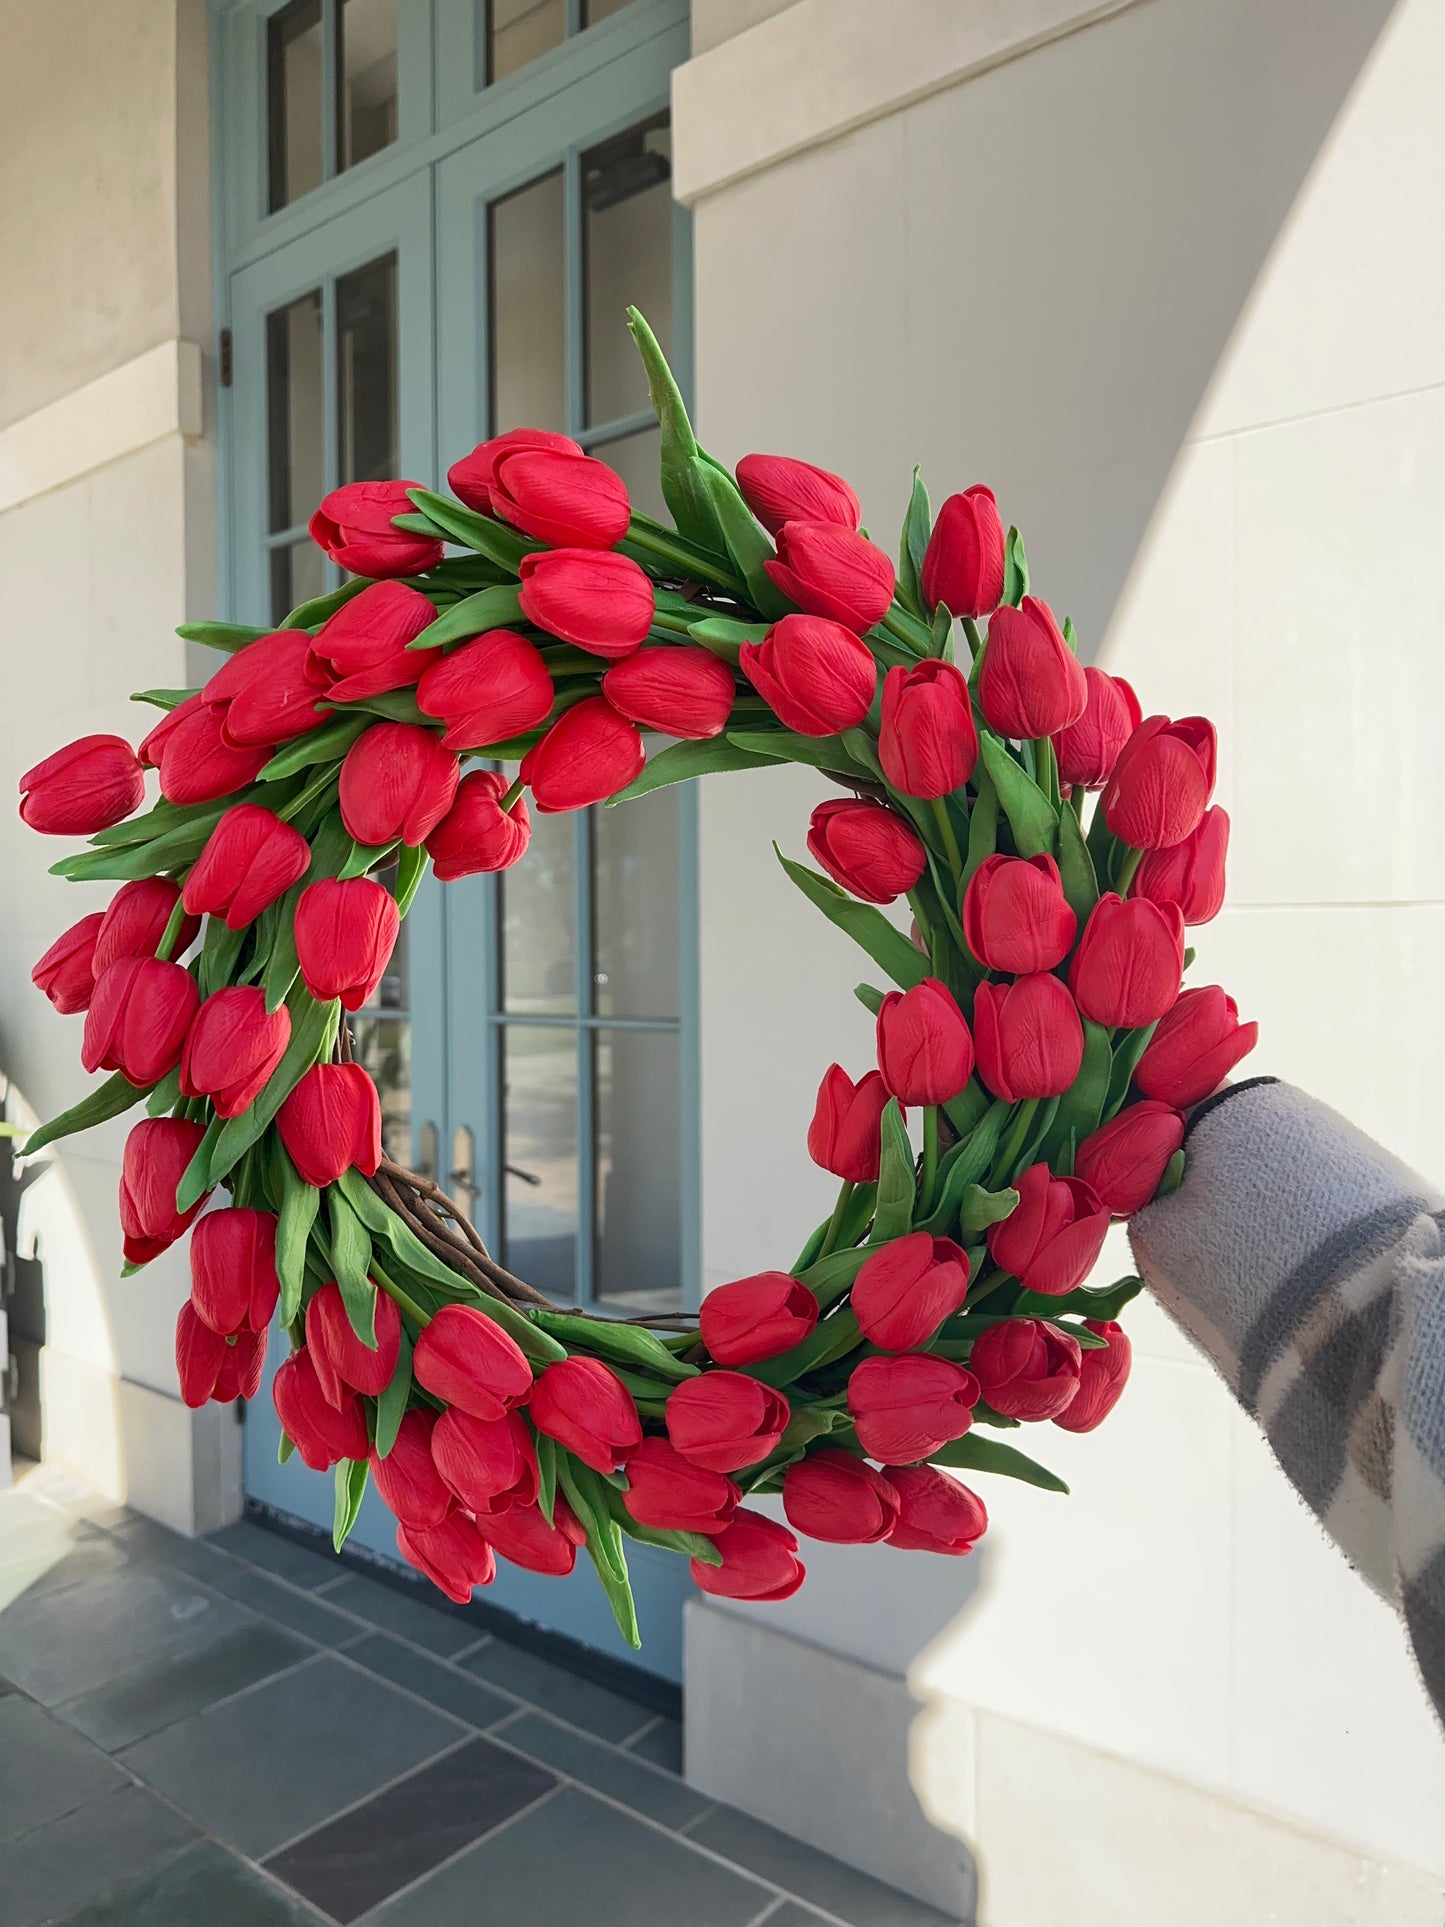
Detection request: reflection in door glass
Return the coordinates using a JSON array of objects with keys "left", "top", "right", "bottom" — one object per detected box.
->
[
  {"left": 591, "top": 428, "right": 665, "bottom": 523},
  {"left": 584, "top": 116, "right": 672, "bottom": 426},
  {"left": 503, "top": 1026, "right": 577, "bottom": 1301},
  {"left": 595, "top": 1028, "right": 680, "bottom": 1310},
  {"left": 270, "top": 542, "right": 327, "bottom": 627},
  {"left": 583, "top": 0, "right": 632, "bottom": 22},
  {"left": 502, "top": 810, "right": 576, "bottom": 1015},
  {"left": 486, "top": 0, "right": 566, "bottom": 84},
  {"left": 267, "top": 0, "right": 325, "bottom": 211},
  {"left": 266, "top": 290, "right": 324, "bottom": 533},
  {"left": 337, "top": 253, "right": 399, "bottom": 485},
  {"left": 353, "top": 1014, "right": 411, "bottom": 1165},
  {"left": 489, "top": 171, "right": 566, "bottom": 434},
  {"left": 593, "top": 787, "right": 678, "bottom": 1019},
  {"left": 341, "top": 0, "right": 399, "bottom": 170}
]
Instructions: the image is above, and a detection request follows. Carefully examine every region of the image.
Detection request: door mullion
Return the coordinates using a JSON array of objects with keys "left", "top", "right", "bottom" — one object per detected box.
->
[
  {"left": 563, "top": 146, "right": 585, "bottom": 438},
  {"left": 574, "top": 809, "right": 596, "bottom": 1307}
]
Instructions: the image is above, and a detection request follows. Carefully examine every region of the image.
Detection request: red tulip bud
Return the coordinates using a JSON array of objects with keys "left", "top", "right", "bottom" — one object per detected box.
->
[
  {"left": 189, "top": 1208, "right": 280, "bottom": 1336},
  {"left": 426, "top": 771, "right": 531, "bottom": 880},
  {"left": 517, "top": 548, "right": 654, "bottom": 657},
  {"left": 397, "top": 1509, "right": 497, "bottom": 1603},
  {"left": 431, "top": 1407, "right": 539, "bottom": 1513},
  {"left": 449, "top": 428, "right": 581, "bottom": 514},
  {"left": 806, "top": 798, "right": 926, "bottom": 905},
  {"left": 339, "top": 722, "right": 459, "bottom": 848},
  {"left": 93, "top": 878, "right": 199, "bottom": 980},
  {"left": 1133, "top": 984, "right": 1258, "bottom": 1108},
  {"left": 689, "top": 1507, "right": 805, "bottom": 1601},
  {"left": 83, "top": 957, "right": 199, "bottom": 1087},
  {"left": 491, "top": 447, "right": 631, "bottom": 549},
  {"left": 416, "top": 630, "right": 554, "bottom": 750},
  {"left": 519, "top": 697, "right": 644, "bottom": 812},
  {"left": 180, "top": 986, "right": 291, "bottom": 1118},
  {"left": 294, "top": 877, "right": 401, "bottom": 1011},
  {"left": 182, "top": 805, "right": 311, "bottom": 930},
  {"left": 624, "top": 1438, "right": 740, "bottom": 1535},
  {"left": 19, "top": 734, "right": 146, "bottom": 835},
  {"left": 1053, "top": 666, "right": 1141, "bottom": 790},
  {"left": 765, "top": 522, "right": 895, "bottom": 634},
  {"left": 847, "top": 1353, "right": 979, "bottom": 1461},
  {"left": 305, "top": 581, "right": 441, "bottom": 703},
  {"left": 304, "top": 1280, "right": 402, "bottom": 1404},
  {"left": 276, "top": 1062, "right": 383, "bottom": 1187},
  {"left": 1074, "top": 1101, "right": 1185, "bottom": 1215},
  {"left": 1101, "top": 714, "right": 1217, "bottom": 851},
  {"left": 738, "top": 615, "right": 876, "bottom": 736},
  {"left": 412, "top": 1303, "right": 533, "bottom": 1422},
  {"left": 32, "top": 913, "right": 105, "bottom": 1014},
  {"left": 978, "top": 596, "right": 1087, "bottom": 740},
  {"left": 972, "top": 974, "right": 1085, "bottom": 1103},
  {"left": 602, "top": 646, "right": 737, "bottom": 740},
  {"left": 120, "top": 1118, "right": 209, "bottom": 1265},
  {"left": 141, "top": 696, "right": 270, "bottom": 805},
  {"left": 205, "top": 631, "right": 329, "bottom": 747},
  {"left": 370, "top": 1408, "right": 452, "bottom": 1527},
  {"left": 986, "top": 1162, "right": 1110, "bottom": 1296},
  {"left": 529, "top": 1356, "right": 641, "bottom": 1474},
  {"left": 1068, "top": 893, "right": 1184, "bottom": 1030},
  {"left": 783, "top": 1449, "right": 899, "bottom": 1544},
  {"left": 176, "top": 1303, "right": 265, "bottom": 1408},
  {"left": 876, "top": 977, "right": 974, "bottom": 1106},
  {"left": 884, "top": 1464, "right": 988, "bottom": 1554},
  {"left": 851, "top": 1232, "right": 970, "bottom": 1351},
  {"left": 736, "top": 454, "right": 860, "bottom": 537},
  {"left": 806, "top": 1065, "right": 895, "bottom": 1183},
  {"left": 1053, "top": 1320, "right": 1133, "bottom": 1433},
  {"left": 878, "top": 659, "right": 978, "bottom": 798},
  {"left": 969, "top": 1319, "right": 1081, "bottom": 1421},
  {"left": 700, "top": 1272, "right": 818, "bottom": 1367},
  {"left": 1133, "top": 806, "right": 1229, "bottom": 926},
  {"left": 308, "top": 479, "right": 444, "bottom": 577},
  {"left": 962, "top": 853, "right": 1076, "bottom": 975},
  {"left": 476, "top": 1495, "right": 586, "bottom": 1576},
  {"left": 920, "top": 486, "right": 1005, "bottom": 620},
  {"left": 272, "top": 1348, "right": 369, "bottom": 1468},
  {"left": 666, "top": 1372, "right": 789, "bottom": 1475}
]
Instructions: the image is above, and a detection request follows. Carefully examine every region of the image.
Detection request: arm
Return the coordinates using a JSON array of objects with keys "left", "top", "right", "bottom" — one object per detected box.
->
[{"left": 1128, "top": 1077, "right": 1445, "bottom": 1726}]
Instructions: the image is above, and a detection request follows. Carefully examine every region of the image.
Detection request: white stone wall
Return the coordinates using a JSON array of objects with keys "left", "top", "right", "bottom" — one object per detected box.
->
[{"left": 681, "top": 0, "right": 1445, "bottom": 1918}]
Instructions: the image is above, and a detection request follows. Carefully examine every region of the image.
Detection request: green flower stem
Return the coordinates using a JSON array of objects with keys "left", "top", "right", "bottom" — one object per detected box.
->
[
  {"left": 966, "top": 1264, "right": 1012, "bottom": 1308},
  {"left": 155, "top": 897, "right": 191, "bottom": 962},
  {"left": 961, "top": 617, "right": 985, "bottom": 665},
  {"left": 627, "top": 520, "right": 744, "bottom": 597},
  {"left": 921, "top": 1106, "right": 940, "bottom": 1213},
  {"left": 370, "top": 1257, "right": 432, "bottom": 1329},
  {"left": 278, "top": 761, "right": 342, "bottom": 825},
  {"left": 649, "top": 609, "right": 696, "bottom": 637},
  {"left": 929, "top": 796, "right": 965, "bottom": 893},
  {"left": 881, "top": 608, "right": 928, "bottom": 655},
  {"left": 1070, "top": 786, "right": 1087, "bottom": 823},
  {"left": 991, "top": 1097, "right": 1040, "bottom": 1185},
  {"left": 1035, "top": 735, "right": 1060, "bottom": 809},
  {"left": 500, "top": 776, "right": 526, "bottom": 812},
  {"left": 1114, "top": 846, "right": 1143, "bottom": 895},
  {"left": 818, "top": 1181, "right": 857, "bottom": 1261}
]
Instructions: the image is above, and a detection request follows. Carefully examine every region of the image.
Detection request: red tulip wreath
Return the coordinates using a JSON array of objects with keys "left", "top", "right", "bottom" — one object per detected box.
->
[{"left": 20, "top": 312, "right": 1256, "bottom": 1639}]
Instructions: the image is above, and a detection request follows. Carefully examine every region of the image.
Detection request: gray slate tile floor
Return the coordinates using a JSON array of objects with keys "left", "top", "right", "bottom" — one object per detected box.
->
[{"left": 0, "top": 1466, "right": 961, "bottom": 1926}]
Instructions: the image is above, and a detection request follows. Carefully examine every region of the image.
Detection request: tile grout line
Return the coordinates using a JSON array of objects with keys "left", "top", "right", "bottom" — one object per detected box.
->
[
  {"left": 743, "top": 1897, "right": 789, "bottom": 1927},
  {"left": 257, "top": 1728, "right": 481, "bottom": 1865},
  {"left": 349, "top": 1780, "right": 567, "bottom": 1925}
]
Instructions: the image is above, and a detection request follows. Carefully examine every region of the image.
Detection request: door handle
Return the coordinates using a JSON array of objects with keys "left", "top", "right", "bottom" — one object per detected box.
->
[
  {"left": 416, "top": 1121, "right": 439, "bottom": 1182},
  {"left": 449, "top": 1125, "right": 480, "bottom": 1199}
]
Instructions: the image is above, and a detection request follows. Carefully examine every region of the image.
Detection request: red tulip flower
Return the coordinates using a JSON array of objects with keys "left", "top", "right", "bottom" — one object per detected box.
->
[
  {"left": 876, "top": 977, "right": 974, "bottom": 1106},
  {"left": 1102, "top": 714, "right": 1217, "bottom": 851},
  {"left": 416, "top": 630, "right": 554, "bottom": 750},
  {"left": 19, "top": 734, "right": 146, "bottom": 835},
  {"left": 490, "top": 446, "right": 631, "bottom": 549},
  {"left": 1073, "top": 1101, "right": 1185, "bottom": 1216},
  {"left": 690, "top": 1508, "right": 806, "bottom": 1601},
  {"left": 807, "top": 798, "right": 926, "bottom": 905},
  {"left": 83, "top": 957, "right": 199, "bottom": 1087},
  {"left": 339, "top": 722, "right": 459, "bottom": 847},
  {"left": 308, "top": 479, "right": 444, "bottom": 577},
  {"left": 1053, "top": 1320, "right": 1133, "bottom": 1433},
  {"left": 93, "top": 878, "right": 199, "bottom": 979},
  {"left": 700, "top": 1272, "right": 818, "bottom": 1367},
  {"left": 1068, "top": 893, "right": 1185, "bottom": 1030},
  {"left": 432, "top": 1408, "right": 539, "bottom": 1513},
  {"left": 987, "top": 1162, "right": 1111, "bottom": 1296},
  {"left": 969, "top": 1319, "right": 1081, "bottom": 1421},
  {"left": 1053, "top": 666, "right": 1141, "bottom": 790},
  {"left": 1133, "top": 984, "right": 1258, "bottom": 1108},
  {"left": 520, "top": 697, "right": 644, "bottom": 812},
  {"left": 920, "top": 486, "right": 1005, "bottom": 620},
  {"left": 449, "top": 428, "right": 581, "bottom": 514},
  {"left": 851, "top": 1232, "right": 971, "bottom": 1351},
  {"left": 807, "top": 1065, "right": 895, "bottom": 1183},
  {"left": 783, "top": 1450, "right": 900, "bottom": 1544},
  {"left": 306, "top": 581, "right": 441, "bottom": 703},
  {"left": 878, "top": 659, "right": 978, "bottom": 798},
  {"left": 848, "top": 1353, "right": 979, "bottom": 1461},
  {"left": 666, "top": 1372, "right": 789, "bottom": 1475},
  {"left": 602, "top": 646, "right": 737, "bottom": 740},
  {"left": 426, "top": 771, "right": 531, "bottom": 880},
  {"left": 180, "top": 986, "right": 291, "bottom": 1118},
  {"left": 272, "top": 1348, "right": 369, "bottom": 1468},
  {"left": 739, "top": 615, "right": 876, "bottom": 736},
  {"left": 294, "top": 877, "right": 401, "bottom": 1011},
  {"left": 32, "top": 913, "right": 105, "bottom": 1014},
  {"left": 736, "top": 454, "right": 860, "bottom": 537},
  {"left": 142, "top": 696, "right": 270, "bottom": 806},
  {"left": 398, "top": 1510, "right": 496, "bottom": 1603},
  {"left": 962, "top": 853, "right": 1076, "bottom": 975},
  {"left": 765, "top": 522, "right": 895, "bottom": 634},
  {"left": 529, "top": 1356, "right": 641, "bottom": 1474},
  {"left": 517, "top": 548, "right": 654, "bottom": 657},
  {"left": 120, "top": 1117, "right": 209, "bottom": 1265},
  {"left": 978, "top": 596, "right": 1087, "bottom": 740},
  {"left": 182, "top": 805, "right": 311, "bottom": 930},
  {"left": 176, "top": 1304, "right": 265, "bottom": 1408},
  {"left": 412, "top": 1304, "right": 533, "bottom": 1421},
  {"left": 624, "top": 1438, "right": 740, "bottom": 1535},
  {"left": 189, "top": 1208, "right": 280, "bottom": 1336},
  {"left": 276, "top": 1062, "right": 383, "bottom": 1185},
  {"left": 1133, "top": 806, "right": 1229, "bottom": 926},
  {"left": 205, "top": 631, "right": 329, "bottom": 747},
  {"left": 884, "top": 1465, "right": 988, "bottom": 1554},
  {"left": 305, "top": 1280, "right": 402, "bottom": 1404},
  {"left": 477, "top": 1496, "right": 587, "bottom": 1576},
  {"left": 370, "top": 1408, "right": 452, "bottom": 1527},
  {"left": 972, "top": 973, "right": 1085, "bottom": 1102}
]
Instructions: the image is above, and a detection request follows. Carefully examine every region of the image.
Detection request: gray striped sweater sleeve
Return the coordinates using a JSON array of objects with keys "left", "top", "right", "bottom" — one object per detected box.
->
[{"left": 1128, "top": 1078, "right": 1445, "bottom": 1729}]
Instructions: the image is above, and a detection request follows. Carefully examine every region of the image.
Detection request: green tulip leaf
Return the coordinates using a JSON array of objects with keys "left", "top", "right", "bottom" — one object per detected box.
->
[
  {"left": 611, "top": 736, "right": 778, "bottom": 804},
  {"left": 23, "top": 1071, "right": 151, "bottom": 1158},
  {"left": 626, "top": 306, "right": 729, "bottom": 559},
  {"left": 272, "top": 1140, "right": 320, "bottom": 1328},
  {"left": 332, "top": 1456, "right": 370, "bottom": 1553},
  {"left": 530, "top": 1309, "right": 698, "bottom": 1382},
  {"left": 177, "top": 620, "right": 275, "bottom": 654},
  {"left": 405, "top": 488, "right": 542, "bottom": 574},
  {"left": 1055, "top": 793, "right": 1099, "bottom": 929},
  {"left": 930, "top": 1431, "right": 1068, "bottom": 1493},
  {"left": 145, "top": 1065, "right": 185, "bottom": 1120},
  {"left": 1001, "top": 527, "right": 1030, "bottom": 607},
  {"left": 190, "top": 990, "right": 341, "bottom": 1206},
  {"left": 373, "top": 1327, "right": 413, "bottom": 1460},
  {"left": 870, "top": 1099, "right": 916, "bottom": 1245},
  {"left": 328, "top": 1185, "right": 376, "bottom": 1346},
  {"left": 896, "top": 466, "right": 932, "bottom": 620},
  {"left": 281, "top": 578, "right": 372, "bottom": 631},
  {"left": 410, "top": 583, "right": 524, "bottom": 652},
  {"left": 698, "top": 461, "right": 791, "bottom": 619},
  {"left": 1011, "top": 1273, "right": 1144, "bottom": 1322},
  {"left": 979, "top": 734, "right": 1056, "bottom": 860},
  {"left": 1043, "top": 1020, "right": 1112, "bottom": 1165},
  {"left": 535, "top": 1433, "right": 558, "bottom": 1527},
  {"left": 775, "top": 851, "right": 931, "bottom": 993},
  {"left": 261, "top": 715, "right": 369, "bottom": 783}
]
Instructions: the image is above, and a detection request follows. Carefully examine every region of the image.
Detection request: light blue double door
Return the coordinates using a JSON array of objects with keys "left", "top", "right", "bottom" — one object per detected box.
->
[{"left": 230, "top": 32, "right": 699, "bottom": 1679}]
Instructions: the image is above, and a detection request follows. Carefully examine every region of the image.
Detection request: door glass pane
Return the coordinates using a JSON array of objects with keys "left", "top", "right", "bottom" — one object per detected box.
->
[
  {"left": 341, "top": 0, "right": 399, "bottom": 170},
  {"left": 270, "top": 541, "right": 327, "bottom": 625},
  {"left": 591, "top": 427, "right": 664, "bottom": 523},
  {"left": 268, "top": 0, "right": 325, "bottom": 212},
  {"left": 337, "top": 252, "right": 398, "bottom": 485},
  {"left": 583, "top": 0, "right": 632, "bottom": 22},
  {"left": 593, "top": 789, "right": 678, "bottom": 1019},
  {"left": 353, "top": 1014, "right": 411, "bottom": 1165},
  {"left": 595, "top": 1028, "right": 680, "bottom": 1310},
  {"left": 487, "top": 0, "right": 566, "bottom": 84},
  {"left": 266, "top": 290, "right": 324, "bottom": 533},
  {"left": 502, "top": 1026, "right": 576, "bottom": 1300},
  {"left": 584, "top": 116, "right": 672, "bottom": 427},
  {"left": 490, "top": 171, "right": 566, "bottom": 434},
  {"left": 502, "top": 811, "right": 575, "bottom": 1014}
]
